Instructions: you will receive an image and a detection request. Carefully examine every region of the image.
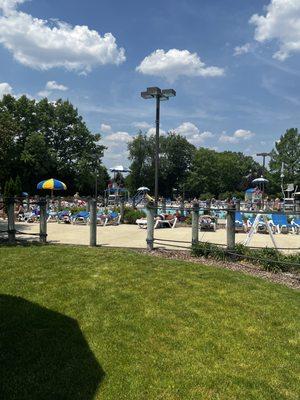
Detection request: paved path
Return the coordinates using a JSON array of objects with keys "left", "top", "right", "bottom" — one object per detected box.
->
[{"left": 1, "top": 221, "right": 299, "bottom": 252}]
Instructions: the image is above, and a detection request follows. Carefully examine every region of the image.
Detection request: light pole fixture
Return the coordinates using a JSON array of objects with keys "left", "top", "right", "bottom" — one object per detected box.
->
[
  {"left": 141, "top": 87, "right": 176, "bottom": 206},
  {"left": 256, "top": 152, "right": 271, "bottom": 171}
]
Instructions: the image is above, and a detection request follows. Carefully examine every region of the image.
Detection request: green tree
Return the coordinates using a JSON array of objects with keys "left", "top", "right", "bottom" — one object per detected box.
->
[
  {"left": 0, "top": 95, "right": 107, "bottom": 195},
  {"left": 269, "top": 128, "right": 300, "bottom": 186},
  {"left": 127, "top": 131, "right": 195, "bottom": 197}
]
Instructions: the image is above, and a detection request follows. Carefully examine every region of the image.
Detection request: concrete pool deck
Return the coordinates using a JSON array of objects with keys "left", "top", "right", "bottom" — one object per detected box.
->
[{"left": 1, "top": 221, "right": 299, "bottom": 252}]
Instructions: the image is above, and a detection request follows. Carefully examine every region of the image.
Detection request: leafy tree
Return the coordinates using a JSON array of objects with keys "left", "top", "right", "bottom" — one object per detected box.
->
[
  {"left": 127, "top": 131, "right": 195, "bottom": 196},
  {"left": 186, "top": 149, "right": 260, "bottom": 198},
  {"left": 0, "top": 95, "right": 107, "bottom": 195},
  {"left": 269, "top": 128, "right": 300, "bottom": 186}
]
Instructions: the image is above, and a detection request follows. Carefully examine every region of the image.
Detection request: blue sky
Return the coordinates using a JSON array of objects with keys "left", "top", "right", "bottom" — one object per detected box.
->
[{"left": 0, "top": 0, "right": 300, "bottom": 167}]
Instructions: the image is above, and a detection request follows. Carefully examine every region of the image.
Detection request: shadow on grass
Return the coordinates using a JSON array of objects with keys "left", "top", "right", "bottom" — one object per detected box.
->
[{"left": 0, "top": 295, "right": 104, "bottom": 399}]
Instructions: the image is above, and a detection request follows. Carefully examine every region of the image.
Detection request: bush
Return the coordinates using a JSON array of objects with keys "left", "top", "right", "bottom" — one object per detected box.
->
[
  {"left": 191, "top": 242, "right": 300, "bottom": 274},
  {"left": 124, "top": 209, "right": 146, "bottom": 224}
]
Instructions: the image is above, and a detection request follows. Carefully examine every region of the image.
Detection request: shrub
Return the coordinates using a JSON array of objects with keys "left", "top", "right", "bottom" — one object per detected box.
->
[
  {"left": 124, "top": 209, "right": 146, "bottom": 224},
  {"left": 191, "top": 242, "right": 300, "bottom": 274}
]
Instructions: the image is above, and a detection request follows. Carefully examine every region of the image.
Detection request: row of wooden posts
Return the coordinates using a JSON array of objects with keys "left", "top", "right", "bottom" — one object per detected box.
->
[
  {"left": 145, "top": 202, "right": 236, "bottom": 251},
  {"left": 5, "top": 198, "right": 236, "bottom": 250}
]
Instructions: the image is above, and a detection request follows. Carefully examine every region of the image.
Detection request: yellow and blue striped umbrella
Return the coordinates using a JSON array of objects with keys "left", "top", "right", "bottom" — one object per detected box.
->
[{"left": 37, "top": 178, "right": 67, "bottom": 191}]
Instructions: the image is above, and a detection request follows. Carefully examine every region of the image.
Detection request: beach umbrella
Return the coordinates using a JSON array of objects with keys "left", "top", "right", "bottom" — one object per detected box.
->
[
  {"left": 109, "top": 165, "right": 131, "bottom": 173},
  {"left": 252, "top": 177, "right": 269, "bottom": 184},
  {"left": 137, "top": 186, "right": 150, "bottom": 191},
  {"left": 37, "top": 178, "right": 67, "bottom": 197}
]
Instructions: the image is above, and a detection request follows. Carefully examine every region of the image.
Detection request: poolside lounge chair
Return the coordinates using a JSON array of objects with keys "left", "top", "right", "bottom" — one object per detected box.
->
[
  {"left": 154, "top": 216, "right": 177, "bottom": 229},
  {"left": 136, "top": 218, "right": 147, "bottom": 228},
  {"left": 291, "top": 218, "right": 300, "bottom": 234},
  {"left": 57, "top": 210, "right": 71, "bottom": 224},
  {"left": 269, "top": 214, "right": 293, "bottom": 234},
  {"left": 102, "top": 212, "right": 121, "bottom": 226},
  {"left": 199, "top": 215, "right": 217, "bottom": 231},
  {"left": 235, "top": 212, "right": 247, "bottom": 232},
  {"left": 72, "top": 211, "right": 90, "bottom": 224},
  {"left": 246, "top": 216, "right": 268, "bottom": 233},
  {"left": 47, "top": 211, "right": 58, "bottom": 222}
]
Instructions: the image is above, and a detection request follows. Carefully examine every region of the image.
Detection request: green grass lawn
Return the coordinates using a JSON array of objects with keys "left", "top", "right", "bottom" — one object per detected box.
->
[{"left": 0, "top": 245, "right": 299, "bottom": 400}]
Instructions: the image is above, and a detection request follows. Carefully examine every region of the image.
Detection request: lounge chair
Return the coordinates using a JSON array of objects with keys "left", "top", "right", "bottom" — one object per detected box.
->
[
  {"left": 246, "top": 216, "right": 268, "bottom": 233},
  {"left": 71, "top": 211, "right": 90, "bottom": 224},
  {"left": 102, "top": 212, "right": 121, "bottom": 226},
  {"left": 57, "top": 210, "right": 71, "bottom": 224},
  {"left": 154, "top": 216, "right": 177, "bottom": 229},
  {"left": 136, "top": 218, "right": 147, "bottom": 228},
  {"left": 291, "top": 218, "right": 300, "bottom": 234},
  {"left": 269, "top": 214, "right": 293, "bottom": 234},
  {"left": 235, "top": 212, "right": 247, "bottom": 232},
  {"left": 199, "top": 215, "right": 217, "bottom": 231}
]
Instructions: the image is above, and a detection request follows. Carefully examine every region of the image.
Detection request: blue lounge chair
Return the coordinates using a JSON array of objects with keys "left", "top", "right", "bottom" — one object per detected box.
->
[
  {"left": 71, "top": 211, "right": 90, "bottom": 224},
  {"left": 235, "top": 212, "right": 247, "bottom": 232},
  {"left": 270, "top": 214, "right": 293, "bottom": 234},
  {"left": 291, "top": 218, "right": 300, "bottom": 234}
]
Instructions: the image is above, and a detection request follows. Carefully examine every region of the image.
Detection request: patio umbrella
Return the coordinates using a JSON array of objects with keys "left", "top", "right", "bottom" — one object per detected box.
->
[
  {"left": 109, "top": 165, "right": 131, "bottom": 173},
  {"left": 137, "top": 186, "right": 150, "bottom": 191},
  {"left": 252, "top": 177, "right": 269, "bottom": 184},
  {"left": 37, "top": 178, "right": 67, "bottom": 197}
]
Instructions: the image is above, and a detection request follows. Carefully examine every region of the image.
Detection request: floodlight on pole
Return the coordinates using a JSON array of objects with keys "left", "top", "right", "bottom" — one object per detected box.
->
[{"left": 140, "top": 86, "right": 176, "bottom": 206}]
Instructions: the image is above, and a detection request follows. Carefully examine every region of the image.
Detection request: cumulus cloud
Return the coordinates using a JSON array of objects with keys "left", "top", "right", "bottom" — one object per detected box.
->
[
  {"left": 174, "top": 122, "right": 214, "bottom": 146},
  {"left": 250, "top": 0, "right": 300, "bottom": 61},
  {"left": 147, "top": 127, "right": 166, "bottom": 137},
  {"left": 132, "top": 121, "right": 152, "bottom": 130},
  {"left": 0, "top": 81, "right": 12, "bottom": 98},
  {"left": 234, "top": 43, "right": 251, "bottom": 56},
  {"left": 136, "top": 49, "right": 224, "bottom": 82},
  {"left": 46, "top": 81, "right": 68, "bottom": 91},
  {"left": 101, "top": 125, "right": 133, "bottom": 167},
  {"left": 219, "top": 129, "right": 255, "bottom": 143},
  {"left": 100, "top": 123, "right": 112, "bottom": 133},
  {"left": 0, "top": 0, "right": 126, "bottom": 73},
  {"left": 105, "top": 131, "right": 133, "bottom": 143}
]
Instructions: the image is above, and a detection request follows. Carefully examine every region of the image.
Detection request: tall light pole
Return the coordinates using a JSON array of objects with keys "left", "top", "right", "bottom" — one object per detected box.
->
[
  {"left": 141, "top": 87, "right": 176, "bottom": 206},
  {"left": 256, "top": 152, "right": 271, "bottom": 171}
]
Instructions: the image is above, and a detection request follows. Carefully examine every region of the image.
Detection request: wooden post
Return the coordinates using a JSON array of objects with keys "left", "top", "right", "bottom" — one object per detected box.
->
[
  {"left": 86, "top": 197, "right": 91, "bottom": 212},
  {"left": 226, "top": 205, "right": 236, "bottom": 250},
  {"left": 236, "top": 199, "right": 241, "bottom": 211},
  {"left": 191, "top": 202, "right": 199, "bottom": 246},
  {"left": 39, "top": 198, "right": 47, "bottom": 243},
  {"left": 7, "top": 197, "right": 15, "bottom": 244},
  {"left": 146, "top": 204, "right": 155, "bottom": 250},
  {"left": 120, "top": 197, "right": 125, "bottom": 223},
  {"left": 89, "top": 198, "right": 97, "bottom": 247}
]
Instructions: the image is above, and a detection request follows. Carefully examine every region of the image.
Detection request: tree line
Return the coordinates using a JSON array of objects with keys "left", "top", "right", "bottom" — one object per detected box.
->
[
  {"left": 0, "top": 94, "right": 109, "bottom": 196},
  {"left": 127, "top": 129, "right": 300, "bottom": 199},
  {"left": 0, "top": 94, "right": 299, "bottom": 198}
]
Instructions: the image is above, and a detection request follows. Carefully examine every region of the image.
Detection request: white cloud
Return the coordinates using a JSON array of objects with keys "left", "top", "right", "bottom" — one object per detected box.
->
[
  {"left": 132, "top": 121, "right": 152, "bottom": 130},
  {"left": 100, "top": 123, "right": 112, "bottom": 133},
  {"left": 174, "top": 122, "right": 214, "bottom": 146},
  {"left": 101, "top": 125, "right": 133, "bottom": 167},
  {"left": 105, "top": 131, "right": 133, "bottom": 143},
  {"left": 234, "top": 43, "right": 251, "bottom": 56},
  {"left": 250, "top": 0, "right": 300, "bottom": 61},
  {"left": 46, "top": 81, "right": 68, "bottom": 91},
  {"left": 0, "top": 81, "right": 12, "bottom": 98},
  {"left": 0, "top": 0, "right": 126, "bottom": 73},
  {"left": 219, "top": 129, "right": 255, "bottom": 143},
  {"left": 147, "top": 127, "right": 166, "bottom": 137},
  {"left": 136, "top": 49, "right": 224, "bottom": 82},
  {"left": 37, "top": 90, "right": 50, "bottom": 98}
]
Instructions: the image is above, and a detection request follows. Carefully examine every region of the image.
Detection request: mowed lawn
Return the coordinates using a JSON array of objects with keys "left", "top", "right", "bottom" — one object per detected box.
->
[{"left": 0, "top": 246, "right": 299, "bottom": 400}]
